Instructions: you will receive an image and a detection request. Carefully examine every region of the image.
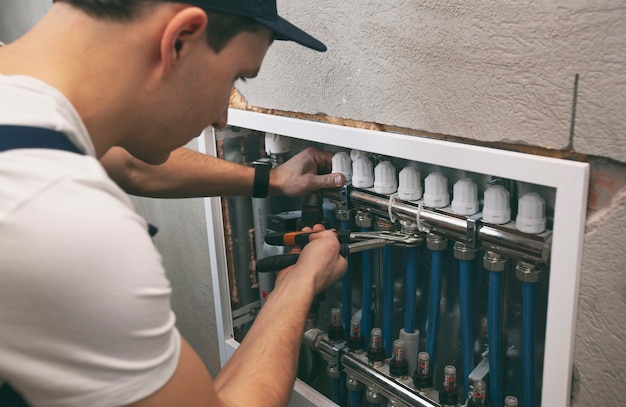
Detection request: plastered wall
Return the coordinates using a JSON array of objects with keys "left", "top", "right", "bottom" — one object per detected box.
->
[
  {"left": 239, "top": 0, "right": 626, "bottom": 162},
  {"left": 236, "top": 0, "right": 626, "bottom": 404}
]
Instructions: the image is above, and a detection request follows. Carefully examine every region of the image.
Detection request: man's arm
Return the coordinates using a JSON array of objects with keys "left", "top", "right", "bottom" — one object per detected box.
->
[
  {"left": 129, "top": 227, "right": 347, "bottom": 407},
  {"left": 101, "top": 146, "right": 344, "bottom": 198}
]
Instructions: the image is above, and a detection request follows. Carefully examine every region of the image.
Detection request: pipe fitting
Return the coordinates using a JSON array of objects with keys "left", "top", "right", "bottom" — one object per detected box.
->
[
  {"left": 453, "top": 241, "right": 476, "bottom": 261},
  {"left": 346, "top": 374, "right": 363, "bottom": 391},
  {"left": 426, "top": 233, "right": 448, "bottom": 251},
  {"left": 483, "top": 250, "right": 508, "bottom": 272},
  {"left": 301, "top": 191, "right": 324, "bottom": 227},
  {"left": 355, "top": 210, "right": 373, "bottom": 228},
  {"left": 336, "top": 207, "right": 351, "bottom": 221},
  {"left": 515, "top": 261, "right": 542, "bottom": 283},
  {"left": 303, "top": 328, "right": 325, "bottom": 350},
  {"left": 327, "top": 363, "right": 341, "bottom": 379},
  {"left": 366, "top": 385, "right": 384, "bottom": 404}
]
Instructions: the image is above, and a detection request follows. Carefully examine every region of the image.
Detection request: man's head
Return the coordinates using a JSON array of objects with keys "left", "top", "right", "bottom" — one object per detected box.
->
[
  {"left": 52, "top": 0, "right": 326, "bottom": 52},
  {"left": 33, "top": 1, "right": 324, "bottom": 164}
]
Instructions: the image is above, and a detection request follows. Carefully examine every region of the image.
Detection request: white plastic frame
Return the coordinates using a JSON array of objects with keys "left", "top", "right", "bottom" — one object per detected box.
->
[{"left": 201, "top": 109, "right": 589, "bottom": 407}]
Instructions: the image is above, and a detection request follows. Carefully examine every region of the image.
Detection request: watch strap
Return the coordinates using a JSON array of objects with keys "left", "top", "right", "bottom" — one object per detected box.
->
[{"left": 252, "top": 161, "right": 271, "bottom": 198}]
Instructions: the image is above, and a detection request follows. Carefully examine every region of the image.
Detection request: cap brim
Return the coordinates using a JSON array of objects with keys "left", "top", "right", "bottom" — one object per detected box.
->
[{"left": 254, "top": 16, "right": 327, "bottom": 52}]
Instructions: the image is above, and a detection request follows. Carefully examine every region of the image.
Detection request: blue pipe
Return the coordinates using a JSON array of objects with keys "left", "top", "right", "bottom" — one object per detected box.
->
[
  {"left": 341, "top": 220, "right": 352, "bottom": 339},
  {"left": 349, "top": 390, "right": 362, "bottom": 407},
  {"left": 383, "top": 245, "right": 394, "bottom": 357},
  {"left": 459, "top": 259, "right": 474, "bottom": 401},
  {"left": 488, "top": 271, "right": 503, "bottom": 407},
  {"left": 331, "top": 378, "right": 342, "bottom": 405},
  {"left": 523, "top": 281, "right": 536, "bottom": 407},
  {"left": 404, "top": 247, "right": 418, "bottom": 333},
  {"left": 426, "top": 249, "right": 443, "bottom": 368},
  {"left": 341, "top": 374, "right": 348, "bottom": 407},
  {"left": 445, "top": 260, "right": 456, "bottom": 314},
  {"left": 361, "top": 226, "right": 373, "bottom": 350}
]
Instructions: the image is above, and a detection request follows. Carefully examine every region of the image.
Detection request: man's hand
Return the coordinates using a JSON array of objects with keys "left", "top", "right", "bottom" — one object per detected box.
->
[
  {"left": 270, "top": 147, "right": 345, "bottom": 197},
  {"left": 274, "top": 224, "right": 347, "bottom": 294}
]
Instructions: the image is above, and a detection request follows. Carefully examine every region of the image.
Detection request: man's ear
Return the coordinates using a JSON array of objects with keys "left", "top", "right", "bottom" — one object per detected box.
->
[{"left": 159, "top": 7, "right": 208, "bottom": 77}]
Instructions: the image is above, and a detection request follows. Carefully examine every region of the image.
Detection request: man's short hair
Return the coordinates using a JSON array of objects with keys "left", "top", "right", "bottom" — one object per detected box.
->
[{"left": 52, "top": 0, "right": 267, "bottom": 52}]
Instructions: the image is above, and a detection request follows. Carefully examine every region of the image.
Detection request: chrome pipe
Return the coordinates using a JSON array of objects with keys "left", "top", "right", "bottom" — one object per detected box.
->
[
  {"left": 322, "top": 187, "right": 552, "bottom": 264},
  {"left": 479, "top": 223, "right": 552, "bottom": 264},
  {"left": 304, "top": 329, "right": 440, "bottom": 407},
  {"left": 341, "top": 353, "right": 440, "bottom": 407}
]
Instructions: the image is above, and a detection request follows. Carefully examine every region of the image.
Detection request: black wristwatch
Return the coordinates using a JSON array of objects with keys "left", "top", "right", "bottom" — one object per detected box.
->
[{"left": 252, "top": 160, "right": 271, "bottom": 198}]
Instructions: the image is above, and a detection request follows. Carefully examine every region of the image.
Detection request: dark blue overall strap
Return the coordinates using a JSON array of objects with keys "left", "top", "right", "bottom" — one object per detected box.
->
[
  {"left": 0, "top": 125, "right": 82, "bottom": 154},
  {"left": 0, "top": 124, "right": 159, "bottom": 237}
]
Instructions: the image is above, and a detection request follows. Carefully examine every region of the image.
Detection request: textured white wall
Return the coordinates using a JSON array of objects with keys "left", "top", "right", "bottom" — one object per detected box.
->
[
  {"left": 238, "top": 0, "right": 626, "bottom": 405},
  {"left": 572, "top": 188, "right": 626, "bottom": 404},
  {"left": 240, "top": 0, "right": 626, "bottom": 161}
]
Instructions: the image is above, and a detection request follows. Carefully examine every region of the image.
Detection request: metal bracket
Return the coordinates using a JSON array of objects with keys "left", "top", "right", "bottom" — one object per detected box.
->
[
  {"left": 340, "top": 184, "right": 351, "bottom": 211},
  {"left": 466, "top": 213, "right": 482, "bottom": 250}
]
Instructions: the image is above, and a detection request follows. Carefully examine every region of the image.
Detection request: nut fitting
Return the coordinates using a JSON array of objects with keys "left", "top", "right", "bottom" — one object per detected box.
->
[
  {"left": 302, "top": 328, "right": 324, "bottom": 350},
  {"left": 483, "top": 251, "right": 508, "bottom": 272},
  {"left": 453, "top": 241, "right": 476, "bottom": 261},
  {"left": 326, "top": 364, "right": 341, "bottom": 379},
  {"left": 346, "top": 374, "right": 363, "bottom": 391},
  {"left": 355, "top": 210, "right": 373, "bottom": 228},
  {"left": 366, "top": 386, "right": 384, "bottom": 404},
  {"left": 336, "top": 207, "right": 351, "bottom": 221},
  {"left": 426, "top": 233, "right": 448, "bottom": 251},
  {"left": 515, "top": 261, "right": 542, "bottom": 283}
]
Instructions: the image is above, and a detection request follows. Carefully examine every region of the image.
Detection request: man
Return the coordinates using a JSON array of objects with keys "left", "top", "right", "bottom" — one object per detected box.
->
[{"left": 0, "top": 1, "right": 347, "bottom": 406}]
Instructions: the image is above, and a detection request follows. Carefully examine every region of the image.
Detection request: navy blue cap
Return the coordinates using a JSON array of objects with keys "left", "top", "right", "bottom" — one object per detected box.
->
[{"left": 171, "top": 0, "right": 326, "bottom": 52}]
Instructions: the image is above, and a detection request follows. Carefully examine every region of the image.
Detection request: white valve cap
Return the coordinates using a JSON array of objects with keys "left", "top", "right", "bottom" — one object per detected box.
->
[
  {"left": 350, "top": 149, "right": 368, "bottom": 161},
  {"left": 332, "top": 152, "right": 352, "bottom": 183},
  {"left": 516, "top": 192, "right": 546, "bottom": 234},
  {"left": 483, "top": 185, "right": 511, "bottom": 224},
  {"left": 265, "top": 133, "right": 291, "bottom": 155},
  {"left": 374, "top": 161, "right": 398, "bottom": 194},
  {"left": 352, "top": 156, "right": 374, "bottom": 188},
  {"left": 451, "top": 178, "right": 479, "bottom": 215},
  {"left": 398, "top": 166, "right": 422, "bottom": 201},
  {"left": 423, "top": 172, "right": 450, "bottom": 208}
]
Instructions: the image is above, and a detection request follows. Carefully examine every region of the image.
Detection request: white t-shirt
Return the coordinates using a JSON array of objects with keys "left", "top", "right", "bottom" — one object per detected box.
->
[{"left": 0, "top": 74, "right": 181, "bottom": 407}]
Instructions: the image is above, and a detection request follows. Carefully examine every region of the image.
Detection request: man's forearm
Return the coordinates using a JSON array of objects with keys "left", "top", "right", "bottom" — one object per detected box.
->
[
  {"left": 101, "top": 147, "right": 255, "bottom": 198},
  {"left": 213, "top": 271, "right": 316, "bottom": 407}
]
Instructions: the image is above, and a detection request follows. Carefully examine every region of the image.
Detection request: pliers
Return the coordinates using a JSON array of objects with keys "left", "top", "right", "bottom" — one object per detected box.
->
[{"left": 256, "top": 229, "right": 421, "bottom": 273}]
